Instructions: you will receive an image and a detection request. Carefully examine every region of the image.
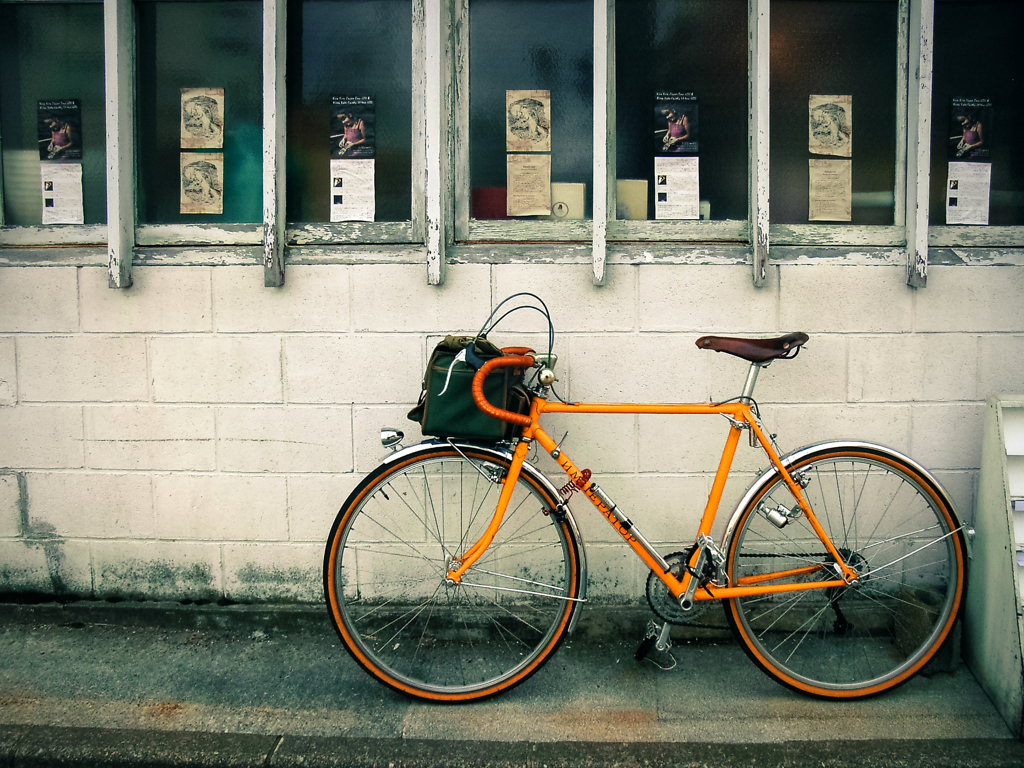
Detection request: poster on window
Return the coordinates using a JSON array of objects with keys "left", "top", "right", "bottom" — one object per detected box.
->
[
  {"left": 329, "top": 159, "right": 375, "bottom": 222},
  {"left": 40, "top": 162, "right": 84, "bottom": 225},
  {"left": 808, "top": 159, "right": 852, "bottom": 221},
  {"left": 948, "top": 98, "right": 991, "bottom": 162},
  {"left": 506, "top": 90, "right": 551, "bottom": 153},
  {"left": 655, "top": 92, "right": 698, "bottom": 155},
  {"left": 946, "top": 161, "right": 991, "bottom": 225},
  {"left": 180, "top": 153, "right": 224, "bottom": 214},
  {"left": 37, "top": 100, "right": 82, "bottom": 162},
  {"left": 654, "top": 156, "right": 699, "bottom": 219},
  {"left": 809, "top": 95, "right": 852, "bottom": 158},
  {"left": 507, "top": 153, "right": 551, "bottom": 216},
  {"left": 331, "top": 96, "right": 375, "bottom": 158},
  {"left": 180, "top": 88, "right": 224, "bottom": 149}
]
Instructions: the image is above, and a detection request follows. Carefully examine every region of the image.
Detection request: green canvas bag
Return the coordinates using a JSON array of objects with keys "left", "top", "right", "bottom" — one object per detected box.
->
[{"left": 407, "top": 335, "right": 529, "bottom": 441}]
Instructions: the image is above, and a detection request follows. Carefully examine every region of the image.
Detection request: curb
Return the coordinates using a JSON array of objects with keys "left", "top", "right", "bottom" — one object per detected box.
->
[{"left": 3, "top": 727, "right": 1024, "bottom": 768}]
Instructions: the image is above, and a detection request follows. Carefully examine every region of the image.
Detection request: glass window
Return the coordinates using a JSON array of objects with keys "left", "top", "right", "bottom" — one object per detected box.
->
[
  {"left": 286, "top": 0, "right": 413, "bottom": 224},
  {"left": 931, "top": 0, "right": 1024, "bottom": 226},
  {"left": 770, "top": 0, "right": 898, "bottom": 226},
  {"left": 0, "top": 2, "right": 106, "bottom": 226},
  {"left": 135, "top": 1, "right": 263, "bottom": 225},
  {"left": 469, "top": 0, "right": 594, "bottom": 221},
  {"left": 615, "top": 0, "right": 748, "bottom": 222}
]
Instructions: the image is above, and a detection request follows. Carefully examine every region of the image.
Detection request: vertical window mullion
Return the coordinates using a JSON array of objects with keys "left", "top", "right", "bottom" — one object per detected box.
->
[
  {"left": 749, "top": 0, "right": 769, "bottom": 287},
  {"left": 412, "top": 0, "right": 427, "bottom": 244},
  {"left": 592, "top": 0, "right": 612, "bottom": 285},
  {"left": 425, "top": 0, "right": 450, "bottom": 284},
  {"left": 263, "top": 0, "right": 286, "bottom": 287},
  {"left": 906, "top": 0, "right": 933, "bottom": 287},
  {"left": 895, "top": 0, "right": 909, "bottom": 229},
  {"left": 105, "top": 0, "right": 136, "bottom": 289},
  {"left": 452, "top": 0, "right": 470, "bottom": 245}
]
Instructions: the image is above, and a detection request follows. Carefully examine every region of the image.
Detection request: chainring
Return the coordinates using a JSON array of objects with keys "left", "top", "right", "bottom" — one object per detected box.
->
[{"left": 645, "top": 550, "right": 711, "bottom": 625}]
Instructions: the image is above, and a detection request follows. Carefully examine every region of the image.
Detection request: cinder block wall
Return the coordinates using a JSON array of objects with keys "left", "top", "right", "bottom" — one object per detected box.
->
[{"left": 1, "top": 261, "right": 1022, "bottom": 604}]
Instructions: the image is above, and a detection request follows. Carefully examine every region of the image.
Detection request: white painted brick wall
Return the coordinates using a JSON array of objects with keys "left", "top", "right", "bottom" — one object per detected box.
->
[
  {"left": 18, "top": 335, "right": 149, "bottom": 402},
  {"left": 0, "top": 473, "right": 21, "bottom": 538},
  {"left": 0, "top": 337, "right": 16, "bottom": 405},
  {"left": 0, "top": 260, "right": 1020, "bottom": 605},
  {"left": 0, "top": 268, "right": 79, "bottom": 332}
]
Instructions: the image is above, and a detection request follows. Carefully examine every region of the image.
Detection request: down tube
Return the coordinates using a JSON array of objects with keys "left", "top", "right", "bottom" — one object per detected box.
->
[{"left": 531, "top": 427, "right": 676, "bottom": 583}]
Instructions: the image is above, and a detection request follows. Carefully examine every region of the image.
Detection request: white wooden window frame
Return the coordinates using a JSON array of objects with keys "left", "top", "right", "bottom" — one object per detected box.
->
[{"left": 1, "top": 0, "right": 1021, "bottom": 289}]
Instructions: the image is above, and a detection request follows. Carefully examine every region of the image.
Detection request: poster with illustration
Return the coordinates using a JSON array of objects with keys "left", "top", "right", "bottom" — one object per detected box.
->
[
  {"left": 809, "top": 95, "right": 852, "bottom": 157},
  {"left": 948, "top": 97, "right": 992, "bottom": 162},
  {"left": 180, "top": 88, "right": 225, "bottom": 149},
  {"left": 37, "top": 99, "right": 82, "bottom": 162},
  {"left": 506, "top": 90, "right": 551, "bottom": 153},
  {"left": 331, "top": 96, "right": 375, "bottom": 158},
  {"left": 655, "top": 92, "right": 698, "bottom": 155},
  {"left": 180, "top": 153, "right": 224, "bottom": 214}
]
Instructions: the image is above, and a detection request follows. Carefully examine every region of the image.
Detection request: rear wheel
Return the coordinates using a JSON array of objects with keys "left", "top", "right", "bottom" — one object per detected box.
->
[
  {"left": 726, "top": 446, "right": 966, "bottom": 698},
  {"left": 324, "top": 445, "right": 582, "bottom": 702}
]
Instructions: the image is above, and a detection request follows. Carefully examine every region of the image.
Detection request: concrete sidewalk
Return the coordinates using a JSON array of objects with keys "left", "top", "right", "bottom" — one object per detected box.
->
[{"left": 0, "top": 600, "right": 1021, "bottom": 767}]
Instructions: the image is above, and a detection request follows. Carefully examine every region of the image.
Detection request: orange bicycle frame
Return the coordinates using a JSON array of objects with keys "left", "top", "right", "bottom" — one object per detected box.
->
[{"left": 447, "top": 355, "right": 860, "bottom": 603}]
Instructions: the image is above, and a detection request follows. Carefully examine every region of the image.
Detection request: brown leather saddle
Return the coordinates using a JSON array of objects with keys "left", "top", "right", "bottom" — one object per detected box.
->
[{"left": 695, "top": 332, "right": 809, "bottom": 364}]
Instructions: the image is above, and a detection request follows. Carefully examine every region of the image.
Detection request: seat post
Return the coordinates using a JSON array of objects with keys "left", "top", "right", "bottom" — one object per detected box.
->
[{"left": 740, "top": 362, "right": 764, "bottom": 403}]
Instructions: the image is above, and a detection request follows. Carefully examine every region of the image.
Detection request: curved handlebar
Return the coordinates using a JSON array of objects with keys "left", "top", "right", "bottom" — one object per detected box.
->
[{"left": 472, "top": 355, "right": 534, "bottom": 427}]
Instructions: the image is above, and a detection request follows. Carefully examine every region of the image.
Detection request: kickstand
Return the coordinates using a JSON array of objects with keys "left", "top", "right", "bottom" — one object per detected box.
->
[{"left": 635, "top": 621, "right": 676, "bottom": 670}]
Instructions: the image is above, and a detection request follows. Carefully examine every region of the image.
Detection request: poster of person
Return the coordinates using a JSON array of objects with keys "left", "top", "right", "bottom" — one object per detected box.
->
[
  {"left": 180, "top": 153, "right": 224, "bottom": 214},
  {"left": 948, "top": 97, "right": 992, "bottom": 162},
  {"left": 180, "top": 88, "right": 225, "bottom": 149},
  {"left": 506, "top": 90, "right": 551, "bottom": 153},
  {"left": 809, "top": 95, "right": 852, "bottom": 157},
  {"left": 37, "top": 100, "right": 82, "bottom": 162},
  {"left": 655, "top": 92, "right": 698, "bottom": 155},
  {"left": 331, "top": 96, "right": 375, "bottom": 158}
]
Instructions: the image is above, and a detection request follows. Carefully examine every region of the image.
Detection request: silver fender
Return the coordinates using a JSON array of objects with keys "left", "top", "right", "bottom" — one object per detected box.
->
[
  {"left": 383, "top": 439, "right": 588, "bottom": 631},
  {"left": 720, "top": 440, "right": 962, "bottom": 560}
]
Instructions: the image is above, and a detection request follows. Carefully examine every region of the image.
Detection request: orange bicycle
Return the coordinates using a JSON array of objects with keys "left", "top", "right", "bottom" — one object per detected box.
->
[{"left": 324, "top": 295, "right": 967, "bottom": 703}]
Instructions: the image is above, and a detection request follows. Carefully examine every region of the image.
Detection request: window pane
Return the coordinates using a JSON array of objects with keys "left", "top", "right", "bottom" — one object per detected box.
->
[
  {"left": 469, "top": 0, "right": 593, "bottom": 220},
  {"left": 931, "top": 0, "right": 1024, "bottom": 226},
  {"left": 0, "top": 2, "right": 106, "bottom": 226},
  {"left": 286, "top": 0, "right": 412, "bottom": 224},
  {"left": 615, "top": 0, "right": 747, "bottom": 221},
  {"left": 770, "top": 0, "right": 898, "bottom": 225},
  {"left": 135, "top": 1, "right": 263, "bottom": 225}
]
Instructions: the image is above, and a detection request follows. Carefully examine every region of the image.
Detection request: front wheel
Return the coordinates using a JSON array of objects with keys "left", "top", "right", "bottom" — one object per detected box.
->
[
  {"left": 726, "top": 445, "right": 966, "bottom": 699},
  {"left": 324, "top": 444, "right": 582, "bottom": 702}
]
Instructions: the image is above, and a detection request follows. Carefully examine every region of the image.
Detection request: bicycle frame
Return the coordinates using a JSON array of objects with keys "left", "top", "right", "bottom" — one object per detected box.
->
[{"left": 446, "top": 376, "right": 862, "bottom": 606}]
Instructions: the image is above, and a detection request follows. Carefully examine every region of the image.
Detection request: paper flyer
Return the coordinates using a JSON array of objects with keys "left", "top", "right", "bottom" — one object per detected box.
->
[
  {"left": 330, "top": 159, "right": 375, "bottom": 222},
  {"left": 40, "top": 162, "right": 84, "bottom": 224},
  {"left": 545, "top": 183, "right": 585, "bottom": 220},
  {"left": 808, "top": 158, "right": 852, "bottom": 221},
  {"left": 507, "top": 153, "right": 551, "bottom": 216},
  {"left": 809, "top": 95, "right": 852, "bottom": 158},
  {"left": 654, "top": 156, "right": 699, "bottom": 220},
  {"left": 331, "top": 96, "right": 375, "bottom": 159},
  {"left": 37, "top": 100, "right": 82, "bottom": 162},
  {"left": 180, "top": 88, "right": 224, "bottom": 149},
  {"left": 506, "top": 90, "right": 551, "bottom": 153},
  {"left": 948, "top": 97, "right": 992, "bottom": 162},
  {"left": 180, "top": 153, "right": 224, "bottom": 214},
  {"left": 616, "top": 179, "right": 648, "bottom": 220},
  {"left": 655, "top": 92, "right": 698, "bottom": 155},
  {"left": 946, "top": 161, "right": 991, "bottom": 225}
]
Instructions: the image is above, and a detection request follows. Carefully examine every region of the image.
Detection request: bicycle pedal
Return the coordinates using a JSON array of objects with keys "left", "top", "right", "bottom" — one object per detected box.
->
[{"left": 634, "top": 635, "right": 657, "bottom": 661}]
